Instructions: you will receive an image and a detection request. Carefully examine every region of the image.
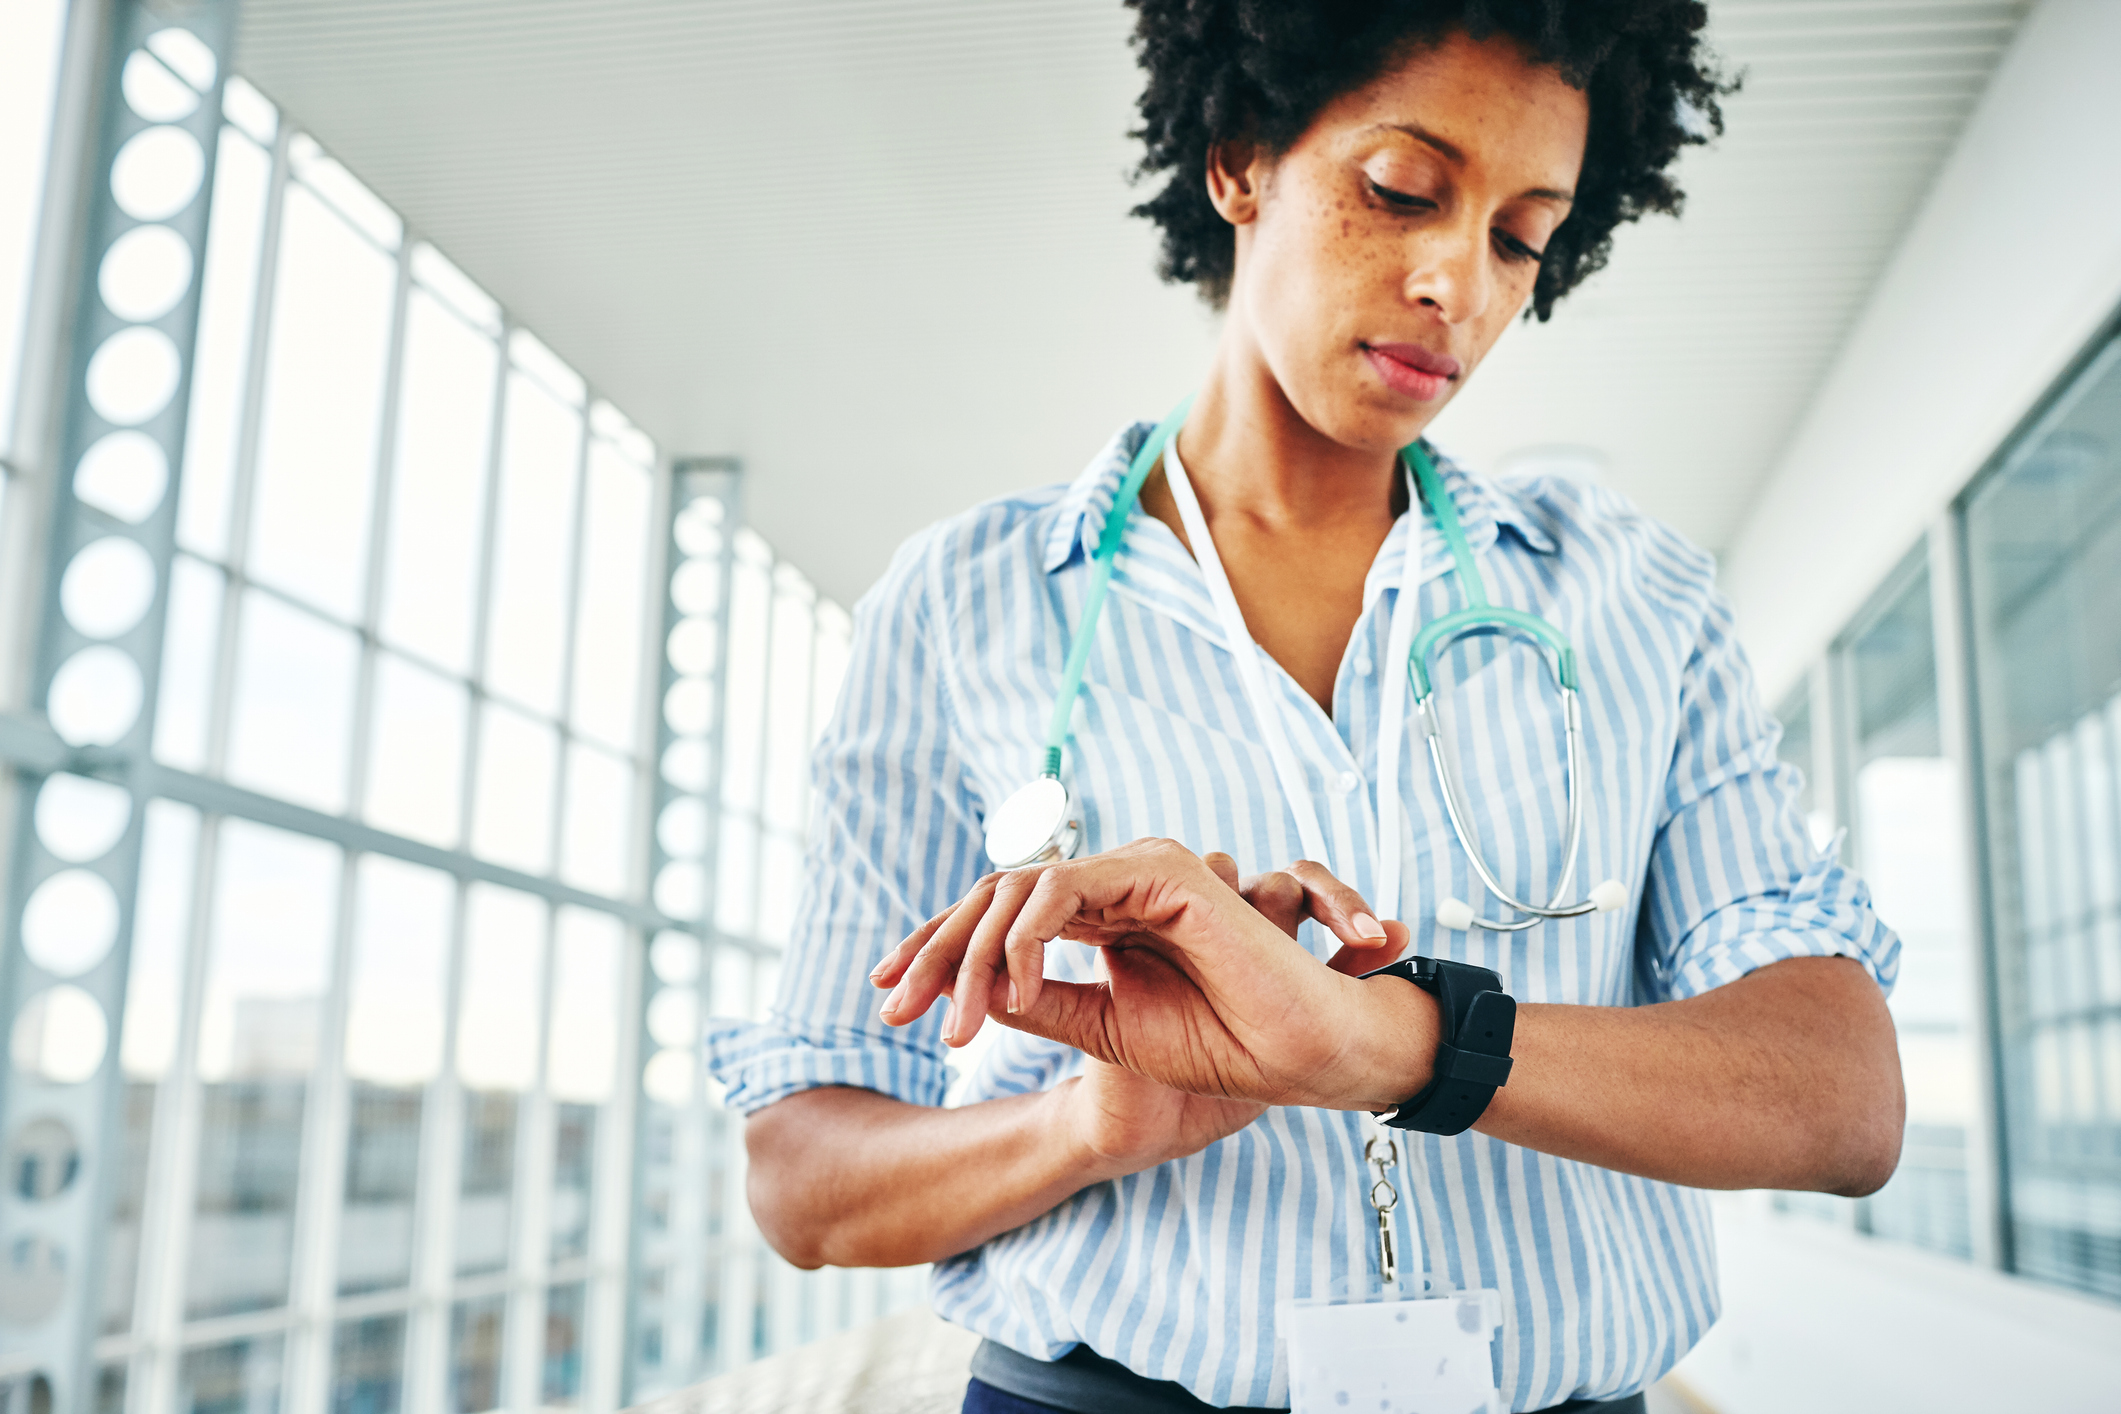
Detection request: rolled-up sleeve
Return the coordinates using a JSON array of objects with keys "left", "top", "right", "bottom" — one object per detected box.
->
[
  {"left": 1638, "top": 587, "right": 1900, "bottom": 1002},
  {"left": 705, "top": 531, "right": 988, "bottom": 1113}
]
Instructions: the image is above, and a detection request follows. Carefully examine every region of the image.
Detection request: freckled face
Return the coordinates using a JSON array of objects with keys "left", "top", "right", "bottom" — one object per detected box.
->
[{"left": 1224, "top": 30, "right": 1589, "bottom": 453}]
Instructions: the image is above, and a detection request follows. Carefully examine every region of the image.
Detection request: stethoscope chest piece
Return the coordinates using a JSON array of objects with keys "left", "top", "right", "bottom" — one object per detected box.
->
[{"left": 984, "top": 775, "right": 1080, "bottom": 870}]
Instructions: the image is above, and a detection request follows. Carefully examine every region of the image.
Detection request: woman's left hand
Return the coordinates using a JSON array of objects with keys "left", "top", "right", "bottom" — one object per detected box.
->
[{"left": 870, "top": 839, "right": 1428, "bottom": 1110}]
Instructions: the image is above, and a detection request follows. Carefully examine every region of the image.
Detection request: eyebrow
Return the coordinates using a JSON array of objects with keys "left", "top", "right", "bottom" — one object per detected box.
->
[{"left": 1375, "top": 123, "right": 1576, "bottom": 205}]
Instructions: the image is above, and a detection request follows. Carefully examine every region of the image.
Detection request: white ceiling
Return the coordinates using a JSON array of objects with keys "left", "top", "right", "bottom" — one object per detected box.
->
[{"left": 234, "top": 0, "right": 2032, "bottom": 608}]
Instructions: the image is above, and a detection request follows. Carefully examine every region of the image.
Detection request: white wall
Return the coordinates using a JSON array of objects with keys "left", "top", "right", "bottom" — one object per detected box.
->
[
  {"left": 1677, "top": 1198, "right": 2121, "bottom": 1414},
  {"left": 1721, "top": 0, "right": 2121, "bottom": 703}
]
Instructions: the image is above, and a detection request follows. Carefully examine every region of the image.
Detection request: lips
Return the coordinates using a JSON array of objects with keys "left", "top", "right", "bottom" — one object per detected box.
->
[{"left": 1362, "top": 341, "right": 1462, "bottom": 402}]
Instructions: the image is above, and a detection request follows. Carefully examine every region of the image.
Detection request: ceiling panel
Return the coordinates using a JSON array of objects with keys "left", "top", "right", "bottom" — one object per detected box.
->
[{"left": 235, "top": 0, "right": 2031, "bottom": 606}]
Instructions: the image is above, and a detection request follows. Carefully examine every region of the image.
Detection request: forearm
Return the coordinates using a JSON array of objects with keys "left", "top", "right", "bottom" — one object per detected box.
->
[
  {"left": 1355, "top": 955, "right": 1905, "bottom": 1195},
  {"left": 743, "top": 1082, "right": 1112, "bottom": 1269}
]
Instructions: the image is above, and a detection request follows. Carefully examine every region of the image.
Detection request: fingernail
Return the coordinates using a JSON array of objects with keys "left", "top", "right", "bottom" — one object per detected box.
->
[
  {"left": 879, "top": 980, "right": 906, "bottom": 1019},
  {"left": 1008, "top": 980, "right": 1021, "bottom": 1014},
  {"left": 1353, "top": 912, "right": 1387, "bottom": 941},
  {"left": 941, "top": 999, "right": 957, "bottom": 1041}
]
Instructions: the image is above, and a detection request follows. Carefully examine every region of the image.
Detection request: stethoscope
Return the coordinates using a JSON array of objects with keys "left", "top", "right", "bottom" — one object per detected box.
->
[{"left": 981, "top": 400, "right": 1626, "bottom": 934}]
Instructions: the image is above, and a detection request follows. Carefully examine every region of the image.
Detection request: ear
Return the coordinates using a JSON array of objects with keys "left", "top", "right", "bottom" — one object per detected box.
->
[{"left": 1204, "top": 138, "right": 1266, "bottom": 226}]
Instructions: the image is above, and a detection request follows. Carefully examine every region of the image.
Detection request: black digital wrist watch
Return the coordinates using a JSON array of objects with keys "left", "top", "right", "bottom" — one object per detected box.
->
[{"left": 1361, "top": 955, "right": 1516, "bottom": 1136}]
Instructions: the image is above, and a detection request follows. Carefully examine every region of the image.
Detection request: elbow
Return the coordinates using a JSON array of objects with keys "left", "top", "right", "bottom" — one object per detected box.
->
[
  {"left": 743, "top": 1107, "right": 830, "bottom": 1270},
  {"left": 1821, "top": 1068, "right": 1907, "bottom": 1199},
  {"left": 747, "top": 1170, "right": 828, "bottom": 1270},
  {"left": 1824, "top": 1122, "right": 1901, "bottom": 1198}
]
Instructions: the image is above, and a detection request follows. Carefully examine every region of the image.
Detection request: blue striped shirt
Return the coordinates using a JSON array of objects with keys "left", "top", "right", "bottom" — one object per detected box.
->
[{"left": 706, "top": 421, "right": 1899, "bottom": 1410}]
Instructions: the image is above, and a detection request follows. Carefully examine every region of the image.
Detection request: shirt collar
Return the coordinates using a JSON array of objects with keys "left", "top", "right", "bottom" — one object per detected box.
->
[{"left": 1042, "top": 422, "right": 1558, "bottom": 577}]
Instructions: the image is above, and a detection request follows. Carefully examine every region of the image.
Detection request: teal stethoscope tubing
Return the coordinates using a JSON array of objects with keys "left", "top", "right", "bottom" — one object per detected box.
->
[
  {"left": 1032, "top": 403, "right": 1618, "bottom": 933},
  {"left": 1041, "top": 397, "right": 1197, "bottom": 776}
]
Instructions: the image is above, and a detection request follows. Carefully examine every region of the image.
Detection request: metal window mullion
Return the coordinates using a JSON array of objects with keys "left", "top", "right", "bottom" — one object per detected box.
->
[
  {"left": 134, "top": 759, "right": 698, "bottom": 938},
  {"left": 278, "top": 847, "right": 358, "bottom": 1414},
  {"left": 278, "top": 204, "right": 414, "bottom": 1414},
  {"left": 343, "top": 218, "right": 416, "bottom": 823},
  {"left": 202, "top": 119, "right": 294, "bottom": 779},
  {"left": 590, "top": 438, "right": 669, "bottom": 1411},
  {"left": 548, "top": 389, "right": 595, "bottom": 883},
  {"left": 128, "top": 805, "right": 225, "bottom": 1414},
  {"left": 1929, "top": 511, "right": 2012, "bottom": 1271},
  {"left": 736, "top": 552, "right": 777, "bottom": 913},
  {"left": 405, "top": 302, "right": 509, "bottom": 1414},
  {"left": 402, "top": 879, "right": 470, "bottom": 1414},
  {"left": 0, "top": 0, "right": 110, "bottom": 716},
  {"left": 499, "top": 905, "right": 560, "bottom": 1412},
  {"left": 733, "top": 549, "right": 787, "bottom": 1359},
  {"left": 583, "top": 924, "right": 644, "bottom": 1414},
  {"left": 697, "top": 481, "right": 746, "bottom": 1375},
  {"left": 456, "top": 316, "right": 514, "bottom": 865},
  {"left": 684, "top": 472, "right": 741, "bottom": 1380},
  {"left": 627, "top": 453, "right": 675, "bottom": 903}
]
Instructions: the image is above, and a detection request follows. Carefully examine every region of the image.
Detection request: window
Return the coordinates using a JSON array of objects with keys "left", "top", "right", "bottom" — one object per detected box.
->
[
  {"left": 5, "top": 25, "right": 904, "bottom": 1412},
  {"left": 59, "top": 76, "right": 682, "bottom": 1414},
  {"left": 1964, "top": 331, "right": 2121, "bottom": 1301},
  {"left": 1840, "top": 549, "right": 1979, "bottom": 1258},
  {"left": 1760, "top": 318, "right": 2121, "bottom": 1307}
]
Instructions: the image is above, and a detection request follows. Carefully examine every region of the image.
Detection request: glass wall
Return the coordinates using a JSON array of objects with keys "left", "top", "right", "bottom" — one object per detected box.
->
[
  {"left": 0, "top": 27, "right": 910, "bottom": 1410},
  {"left": 76, "top": 76, "right": 661, "bottom": 1414},
  {"left": 1769, "top": 319, "right": 2121, "bottom": 1307},
  {"left": 1965, "top": 333, "right": 2121, "bottom": 1301}
]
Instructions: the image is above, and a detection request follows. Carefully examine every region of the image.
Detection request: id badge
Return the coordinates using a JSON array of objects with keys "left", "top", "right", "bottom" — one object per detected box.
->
[{"left": 1283, "top": 1289, "right": 1504, "bottom": 1414}]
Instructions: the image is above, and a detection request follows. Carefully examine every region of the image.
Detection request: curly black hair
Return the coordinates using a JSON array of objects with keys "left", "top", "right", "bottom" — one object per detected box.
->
[{"left": 1127, "top": 0, "right": 1734, "bottom": 319}]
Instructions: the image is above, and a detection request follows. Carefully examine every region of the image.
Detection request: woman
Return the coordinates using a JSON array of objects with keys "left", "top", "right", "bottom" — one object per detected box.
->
[{"left": 708, "top": 4, "right": 1905, "bottom": 1411}]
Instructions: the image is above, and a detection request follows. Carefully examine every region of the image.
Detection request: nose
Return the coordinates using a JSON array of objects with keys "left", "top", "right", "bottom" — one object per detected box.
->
[{"left": 1402, "top": 214, "right": 1494, "bottom": 326}]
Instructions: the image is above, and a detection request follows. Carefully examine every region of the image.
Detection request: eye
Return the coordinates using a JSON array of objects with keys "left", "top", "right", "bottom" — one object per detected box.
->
[
  {"left": 1367, "top": 178, "right": 1434, "bottom": 212},
  {"left": 1493, "top": 229, "right": 1544, "bottom": 266}
]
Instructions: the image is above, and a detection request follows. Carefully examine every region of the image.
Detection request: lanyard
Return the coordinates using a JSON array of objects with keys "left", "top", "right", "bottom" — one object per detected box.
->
[
  {"left": 1162, "top": 436, "right": 1435, "bottom": 919},
  {"left": 1164, "top": 433, "right": 1449, "bottom": 1297}
]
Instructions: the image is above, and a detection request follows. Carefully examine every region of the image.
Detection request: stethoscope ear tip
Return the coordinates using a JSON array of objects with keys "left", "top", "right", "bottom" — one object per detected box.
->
[
  {"left": 1435, "top": 897, "right": 1475, "bottom": 932},
  {"left": 1590, "top": 880, "right": 1628, "bottom": 913}
]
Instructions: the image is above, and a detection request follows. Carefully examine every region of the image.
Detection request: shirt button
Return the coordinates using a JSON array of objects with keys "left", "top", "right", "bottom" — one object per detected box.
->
[
  {"left": 1335, "top": 771, "right": 1361, "bottom": 794},
  {"left": 1355, "top": 656, "right": 1375, "bottom": 676}
]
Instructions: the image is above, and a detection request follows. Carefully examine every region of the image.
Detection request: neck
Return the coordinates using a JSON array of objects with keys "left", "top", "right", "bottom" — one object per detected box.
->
[{"left": 1170, "top": 324, "right": 1405, "bottom": 529}]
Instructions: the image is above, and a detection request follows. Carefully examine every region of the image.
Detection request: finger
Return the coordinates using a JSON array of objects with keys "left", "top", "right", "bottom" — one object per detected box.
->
[
  {"left": 997, "top": 844, "right": 1202, "bottom": 978},
  {"left": 1203, "top": 851, "right": 1240, "bottom": 892},
  {"left": 1237, "top": 870, "right": 1306, "bottom": 940},
  {"left": 995, "top": 977, "right": 1121, "bottom": 1066},
  {"left": 1002, "top": 922, "right": 1050, "bottom": 1020},
  {"left": 1327, "top": 921, "right": 1413, "bottom": 976},
  {"left": 950, "top": 870, "right": 1043, "bottom": 1045},
  {"left": 870, "top": 899, "right": 962, "bottom": 988},
  {"left": 1281, "top": 859, "right": 1397, "bottom": 953},
  {"left": 882, "top": 881, "right": 994, "bottom": 1027}
]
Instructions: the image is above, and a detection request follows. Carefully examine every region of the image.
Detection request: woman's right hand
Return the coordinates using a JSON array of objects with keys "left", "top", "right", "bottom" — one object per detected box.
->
[
  {"left": 1048, "top": 853, "right": 1405, "bottom": 1179},
  {"left": 1062, "top": 1056, "right": 1266, "bottom": 1180}
]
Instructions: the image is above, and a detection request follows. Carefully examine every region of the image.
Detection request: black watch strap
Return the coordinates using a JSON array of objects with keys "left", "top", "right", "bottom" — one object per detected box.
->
[{"left": 1361, "top": 955, "right": 1516, "bottom": 1136}]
